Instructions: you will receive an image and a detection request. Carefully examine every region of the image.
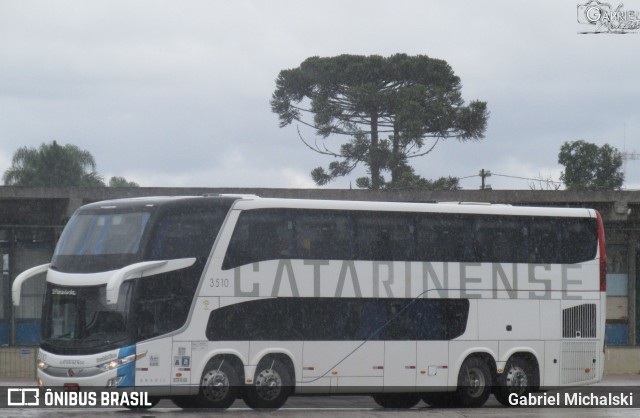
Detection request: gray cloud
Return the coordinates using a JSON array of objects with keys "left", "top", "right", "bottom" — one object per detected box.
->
[{"left": 1, "top": 0, "right": 639, "bottom": 190}]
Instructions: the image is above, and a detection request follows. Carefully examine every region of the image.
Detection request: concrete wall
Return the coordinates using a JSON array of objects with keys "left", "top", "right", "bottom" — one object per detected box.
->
[{"left": 605, "top": 347, "right": 640, "bottom": 375}]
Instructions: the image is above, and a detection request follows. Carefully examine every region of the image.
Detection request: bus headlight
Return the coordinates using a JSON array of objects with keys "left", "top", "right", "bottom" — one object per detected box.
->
[
  {"left": 97, "top": 351, "right": 146, "bottom": 372},
  {"left": 37, "top": 360, "right": 48, "bottom": 370}
]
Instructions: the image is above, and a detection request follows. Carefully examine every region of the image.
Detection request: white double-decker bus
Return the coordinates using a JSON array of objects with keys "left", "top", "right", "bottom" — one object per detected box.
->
[{"left": 13, "top": 195, "right": 606, "bottom": 409}]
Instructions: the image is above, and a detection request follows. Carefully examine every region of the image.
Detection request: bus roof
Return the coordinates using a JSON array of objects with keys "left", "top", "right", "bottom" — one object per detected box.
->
[
  {"left": 78, "top": 195, "right": 245, "bottom": 211},
  {"left": 231, "top": 197, "right": 596, "bottom": 218},
  {"left": 78, "top": 195, "right": 596, "bottom": 218}
]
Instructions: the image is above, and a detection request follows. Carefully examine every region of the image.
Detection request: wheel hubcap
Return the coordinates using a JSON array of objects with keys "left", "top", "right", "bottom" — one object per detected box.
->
[
  {"left": 255, "top": 368, "right": 282, "bottom": 401},
  {"left": 202, "top": 370, "right": 229, "bottom": 402},
  {"left": 466, "top": 367, "right": 486, "bottom": 398},
  {"left": 506, "top": 366, "right": 528, "bottom": 394}
]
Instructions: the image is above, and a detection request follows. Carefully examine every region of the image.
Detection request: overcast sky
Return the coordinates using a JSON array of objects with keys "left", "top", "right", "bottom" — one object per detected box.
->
[{"left": 1, "top": 0, "right": 640, "bottom": 190}]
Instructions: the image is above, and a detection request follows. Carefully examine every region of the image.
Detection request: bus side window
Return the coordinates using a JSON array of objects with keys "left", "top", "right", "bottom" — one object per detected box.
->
[
  {"left": 148, "top": 210, "right": 224, "bottom": 261},
  {"left": 353, "top": 213, "right": 412, "bottom": 261},
  {"left": 529, "top": 220, "right": 560, "bottom": 264},
  {"left": 136, "top": 307, "right": 154, "bottom": 340},
  {"left": 473, "top": 217, "right": 527, "bottom": 263},
  {"left": 222, "top": 210, "right": 293, "bottom": 269},
  {"left": 415, "top": 214, "right": 466, "bottom": 262},
  {"left": 562, "top": 218, "right": 598, "bottom": 263},
  {"left": 223, "top": 220, "right": 250, "bottom": 268},
  {"left": 293, "top": 211, "right": 353, "bottom": 261}
]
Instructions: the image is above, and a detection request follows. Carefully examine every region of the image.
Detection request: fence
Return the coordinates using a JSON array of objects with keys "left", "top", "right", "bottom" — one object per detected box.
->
[{"left": 0, "top": 346, "right": 37, "bottom": 380}]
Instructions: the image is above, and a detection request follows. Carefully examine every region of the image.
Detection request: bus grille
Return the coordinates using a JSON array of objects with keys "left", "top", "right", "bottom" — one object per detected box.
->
[
  {"left": 562, "top": 303, "right": 596, "bottom": 338},
  {"left": 561, "top": 341, "right": 598, "bottom": 384}
]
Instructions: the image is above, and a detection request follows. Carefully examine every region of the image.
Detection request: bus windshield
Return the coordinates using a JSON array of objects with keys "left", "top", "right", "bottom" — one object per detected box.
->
[
  {"left": 52, "top": 210, "right": 153, "bottom": 273},
  {"left": 42, "top": 282, "right": 133, "bottom": 353},
  {"left": 43, "top": 197, "right": 236, "bottom": 353}
]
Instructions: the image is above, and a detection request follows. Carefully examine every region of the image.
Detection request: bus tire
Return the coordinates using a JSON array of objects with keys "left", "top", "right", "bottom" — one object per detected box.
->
[
  {"left": 372, "top": 393, "right": 421, "bottom": 409},
  {"left": 454, "top": 356, "right": 492, "bottom": 407},
  {"left": 494, "top": 356, "right": 538, "bottom": 407},
  {"left": 243, "top": 357, "right": 292, "bottom": 410},
  {"left": 195, "top": 359, "right": 240, "bottom": 409},
  {"left": 422, "top": 392, "right": 455, "bottom": 408}
]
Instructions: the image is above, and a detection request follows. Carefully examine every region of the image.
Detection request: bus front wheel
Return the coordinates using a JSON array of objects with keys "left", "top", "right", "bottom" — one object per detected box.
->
[
  {"left": 243, "top": 358, "right": 292, "bottom": 410},
  {"left": 195, "top": 359, "right": 240, "bottom": 409},
  {"left": 455, "top": 356, "right": 492, "bottom": 407}
]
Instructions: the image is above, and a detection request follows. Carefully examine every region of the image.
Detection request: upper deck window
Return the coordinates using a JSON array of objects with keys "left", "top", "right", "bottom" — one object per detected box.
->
[
  {"left": 222, "top": 208, "right": 599, "bottom": 269},
  {"left": 55, "top": 212, "right": 151, "bottom": 256},
  {"left": 52, "top": 197, "right": 235, "bottom": 273}
]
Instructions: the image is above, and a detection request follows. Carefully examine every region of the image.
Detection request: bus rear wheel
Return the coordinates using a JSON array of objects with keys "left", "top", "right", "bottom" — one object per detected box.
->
[
  {"left": 243, "top": 358, "right": 292, "bottom": 410},
  {"left": 195, "top": 359, "right": 240, "bottom": 409},
  {"left": 494, "top": 356, "right": 538, "bottom": 406},
  {"left": 372, "top": 393, "right": 421, "bottom": 409},
  {"left": 455, "top": 356, "right": 492, "bottom": 407}
]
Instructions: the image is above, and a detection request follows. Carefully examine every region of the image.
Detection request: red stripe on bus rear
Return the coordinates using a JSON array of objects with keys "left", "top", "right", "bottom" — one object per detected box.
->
[{"left": 596, "top": 210, "right": 606, "bottom": 292}]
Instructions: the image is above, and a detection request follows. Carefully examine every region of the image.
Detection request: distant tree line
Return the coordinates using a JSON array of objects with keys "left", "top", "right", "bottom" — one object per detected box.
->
[{"left": 2, "top": 141, "right": 139, "bottom": 187}]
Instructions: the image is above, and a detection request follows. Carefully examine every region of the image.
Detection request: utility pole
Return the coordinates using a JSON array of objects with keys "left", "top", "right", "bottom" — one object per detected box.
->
[{"left": 479, "top": 169, "right": 491, "bottom": 190}]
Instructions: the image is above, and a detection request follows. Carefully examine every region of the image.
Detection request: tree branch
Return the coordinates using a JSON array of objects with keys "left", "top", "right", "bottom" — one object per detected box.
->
[
  {"left": 406, "top": 138, "right": 440, "bottom": 158},
  {"left": 296, "top": 125, "right": 343, "bottom": 157}
]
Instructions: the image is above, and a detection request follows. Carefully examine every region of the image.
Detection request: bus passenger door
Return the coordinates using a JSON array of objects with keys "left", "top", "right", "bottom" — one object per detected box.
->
[
  {"left": 135, "top": 336, "right": 174, "bottom": 388},
  {"left": 416, "top": 341, "right": 449, "bottom": 390}
]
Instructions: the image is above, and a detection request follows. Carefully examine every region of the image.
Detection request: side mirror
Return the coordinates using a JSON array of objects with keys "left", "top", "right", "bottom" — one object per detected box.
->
[
  {"left": 106, "top": 258, "right": 196, "bottom": 305},
  {"left": 12, "top": 263, "right": 51, "bottom": 306}
]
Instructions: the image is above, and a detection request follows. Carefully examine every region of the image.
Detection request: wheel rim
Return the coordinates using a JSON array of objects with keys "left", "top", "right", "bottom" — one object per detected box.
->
[
  {"left": 465, "top": 367, "right": 486, "bottom": 398},
  {"left": 254, "top": 368, "right": 282, "bottom": 401},
  {"left": 505, "top": 365, "right": 528, "bottom": 394},
  {"left": 202, "top": 369, "right": 230, "bottom": 402}
]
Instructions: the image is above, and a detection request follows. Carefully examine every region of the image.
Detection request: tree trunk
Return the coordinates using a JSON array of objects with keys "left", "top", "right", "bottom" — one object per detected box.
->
[
  {"left": 370, "top": 112, "right": 381, "bottom": 189},
  {"left": 390, "top": 124, "right": 401, "bottom": 185}
]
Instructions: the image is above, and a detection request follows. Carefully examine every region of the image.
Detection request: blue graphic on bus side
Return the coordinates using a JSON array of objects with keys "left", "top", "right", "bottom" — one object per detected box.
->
[{"left": 117, "top": 345, "right": 136, "bottom": 387}]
